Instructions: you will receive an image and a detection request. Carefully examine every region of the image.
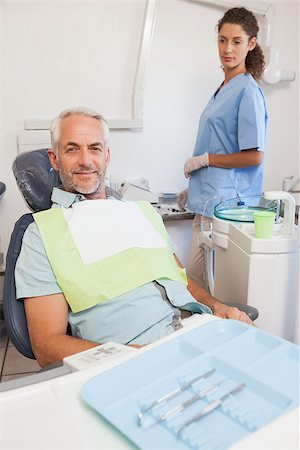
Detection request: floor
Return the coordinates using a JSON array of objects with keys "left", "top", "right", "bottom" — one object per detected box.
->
[{"left": 0, "top": 334, "right": 41, "bottom": 383}]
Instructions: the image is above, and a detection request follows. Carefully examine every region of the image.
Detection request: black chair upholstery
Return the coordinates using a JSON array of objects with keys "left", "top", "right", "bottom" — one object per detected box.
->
[
  {"left": 0, "top": 182, "right": 7, "bottom": 338},
  {"left": 13, "top": 148, "right": 60, "bottom": 212},
  {"left": 0, "top": 181, "right": 6, "bottom": 200},
  {"left": 223, "top": 302, "right": 258, "bottom": 321},
  {"left": 3, "top": 214, "right": 35, "bottom": 358},
  {"left": 12, "top": 148, "right": 121, "bottom": 212},
  {"left": 4, "top": 147, "right": 59, "bottom": 358}
]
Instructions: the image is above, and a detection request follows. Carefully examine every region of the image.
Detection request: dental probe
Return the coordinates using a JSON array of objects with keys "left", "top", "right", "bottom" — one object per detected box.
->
[
  {"left": 137, "top": 369, "right": 215, "bottom": 425},
  {"left": 177, "top": 383, "right": 245, "bottom": 435},
  {"left": 159, "top": 379, "right": 224, "bottom": 422}
]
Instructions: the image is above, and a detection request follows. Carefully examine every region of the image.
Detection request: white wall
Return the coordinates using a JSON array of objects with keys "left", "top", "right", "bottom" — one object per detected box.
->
[{"left": 0, "top": 0, "right": 298, "bottom": 262}]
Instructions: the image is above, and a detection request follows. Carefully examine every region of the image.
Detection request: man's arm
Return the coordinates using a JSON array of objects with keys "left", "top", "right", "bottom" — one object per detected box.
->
[
  {"left": 25, "top": 293, "right": 141, "bottom": 367},
  {"left": 24, "top": 293, "right": 100, "bottom": 367},
  {"left": 186, "top": 275, "right": 253, "bottom": 324},
  {"left": 174, "top": 255, "right": 253, "bottom": 325}
]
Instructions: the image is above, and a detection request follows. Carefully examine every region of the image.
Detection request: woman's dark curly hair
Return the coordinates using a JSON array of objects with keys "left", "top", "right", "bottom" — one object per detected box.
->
[{"left": 217, "top": 7, "right": 265, "bottom": 81}]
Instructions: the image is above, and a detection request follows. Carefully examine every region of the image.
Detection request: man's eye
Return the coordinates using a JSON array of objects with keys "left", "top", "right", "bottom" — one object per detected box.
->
[
  {"left": 66, "top": 147, "right": 78, "bottom": 152},
  {"left": 91, "top": 146, "right": 103, "bottom": 152}
]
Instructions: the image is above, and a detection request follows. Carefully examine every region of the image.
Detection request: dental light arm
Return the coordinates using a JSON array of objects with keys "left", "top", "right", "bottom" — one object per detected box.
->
[{"left": 263, "top": 47, "right": 296, "bottom": 84}]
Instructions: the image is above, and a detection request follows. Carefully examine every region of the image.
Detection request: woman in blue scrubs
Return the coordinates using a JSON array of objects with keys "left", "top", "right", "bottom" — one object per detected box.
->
[{"left": 178, "top": 7, "right": 268, "bottom": 287}]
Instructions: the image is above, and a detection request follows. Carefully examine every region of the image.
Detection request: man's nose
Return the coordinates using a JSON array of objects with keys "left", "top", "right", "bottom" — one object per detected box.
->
[{"left": 77, "top": 147, "right": 91, "bottom": 166}]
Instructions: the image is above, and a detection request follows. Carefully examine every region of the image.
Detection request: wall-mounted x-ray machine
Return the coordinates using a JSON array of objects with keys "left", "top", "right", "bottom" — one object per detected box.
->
[{"left": 18, "top": 0, "right": 296, "bottom": 152}]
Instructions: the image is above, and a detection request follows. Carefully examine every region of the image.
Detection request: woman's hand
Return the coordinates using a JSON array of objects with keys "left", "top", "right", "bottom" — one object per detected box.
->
[
  {"left": 177, "top": 189, "right": 188, "bottom": 210},
  {"left": 184, "top": 153, "right": 209, "bottom": 178}
]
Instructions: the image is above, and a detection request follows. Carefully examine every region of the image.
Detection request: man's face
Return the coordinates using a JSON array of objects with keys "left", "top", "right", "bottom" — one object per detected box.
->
[{"left": 49, "top": 114, "right": 110, "bottom": 199}]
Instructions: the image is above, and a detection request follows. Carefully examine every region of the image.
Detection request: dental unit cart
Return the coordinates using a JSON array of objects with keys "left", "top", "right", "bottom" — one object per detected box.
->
[
  {"left": 209, "top": 191, "right": 299, "bottom": 343},
  {"left": 0, "top": 315, "right": 299, "bottom": 450}
]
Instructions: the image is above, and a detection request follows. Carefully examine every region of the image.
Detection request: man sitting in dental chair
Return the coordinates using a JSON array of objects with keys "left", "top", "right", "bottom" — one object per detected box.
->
[{"left": 15, "top": 107, "right": 252, "bottom": 368}]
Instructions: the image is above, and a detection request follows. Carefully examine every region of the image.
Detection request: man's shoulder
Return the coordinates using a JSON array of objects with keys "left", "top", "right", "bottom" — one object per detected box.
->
[{"left": 23, "top": 220, "right": 42, "bottom": 243}]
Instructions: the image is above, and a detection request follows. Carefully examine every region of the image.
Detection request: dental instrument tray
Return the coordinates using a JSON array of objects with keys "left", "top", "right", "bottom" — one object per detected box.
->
[
  {"left": 81, "top": 320, "right": 300, "bottom": 450},
  {"left": 214, "top": 195, "right": 278, "bottom": 222}
]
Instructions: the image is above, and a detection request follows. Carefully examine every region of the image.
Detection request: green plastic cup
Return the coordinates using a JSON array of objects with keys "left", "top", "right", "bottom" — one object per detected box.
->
[{"left": 253, "top": 210, "right": 276, "bottom": 238}]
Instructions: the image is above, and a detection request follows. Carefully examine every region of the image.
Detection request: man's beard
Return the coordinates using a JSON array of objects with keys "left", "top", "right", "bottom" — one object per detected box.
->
[{"left": 58, "top": 165, "right": 106, "bottom": 195}]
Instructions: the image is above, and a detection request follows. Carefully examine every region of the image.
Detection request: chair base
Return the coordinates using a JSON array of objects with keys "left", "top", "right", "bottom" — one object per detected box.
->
[{"left": 0, "top": 319, "right": 7, "bottom": 339}]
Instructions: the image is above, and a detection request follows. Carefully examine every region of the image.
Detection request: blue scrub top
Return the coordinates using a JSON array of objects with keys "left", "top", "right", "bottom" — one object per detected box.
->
[{"left": 188, "top": 73, "right": 268, "bottom": 216}]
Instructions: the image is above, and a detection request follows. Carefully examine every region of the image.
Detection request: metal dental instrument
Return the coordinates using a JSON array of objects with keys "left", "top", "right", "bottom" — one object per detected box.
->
[
  {"left": 159, "top": 379, "right": 224, "bottom": 422},
  {"left": 137, "top": 369, "right": 215, "bottom": 426},
  {"left": 177, "top": 383, "right": 245, "bottom": 436}
]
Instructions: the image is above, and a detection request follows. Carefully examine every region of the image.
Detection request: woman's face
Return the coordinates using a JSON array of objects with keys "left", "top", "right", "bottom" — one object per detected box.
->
[{"left": 218, "top": 23, "right": 256, "bottom": 73}]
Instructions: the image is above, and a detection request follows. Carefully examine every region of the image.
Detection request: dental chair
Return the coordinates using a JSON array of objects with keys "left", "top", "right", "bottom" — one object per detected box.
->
[
  {"left": 0, "top": 182, "right": 6, "bottom": 201},
  {"left": 3, "top": 148, "right": 58, "bottom": 358},
  {"left": 3, "top": 148, "right": 120, "bottom": 359},
  {"left": 3, "top": 214, "right": 35, "bottom": 358},
  {"left": 0, "top": 182, "right": 7, "bottom": 338},
  {"left": 3, "top": 149, "right": 258, "bottom": 361}
]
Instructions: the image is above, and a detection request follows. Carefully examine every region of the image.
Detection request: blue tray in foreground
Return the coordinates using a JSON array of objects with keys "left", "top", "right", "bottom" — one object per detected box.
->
[{"left": 81, "top": 320, "right": 299, "bottom": 450}]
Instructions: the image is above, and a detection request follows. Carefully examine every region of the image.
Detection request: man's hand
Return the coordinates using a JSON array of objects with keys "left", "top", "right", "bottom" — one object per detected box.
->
[
  {"left": 174, "top": 258, "right": 255, "bottom": 327},
  {"left": 211, "top": 302, "right": 254, "bottom": 325}
]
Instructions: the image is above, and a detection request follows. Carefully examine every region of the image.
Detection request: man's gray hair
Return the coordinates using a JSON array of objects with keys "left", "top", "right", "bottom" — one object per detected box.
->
[{"left": 50, "top": 107, "right": 109, "bottom": 153}]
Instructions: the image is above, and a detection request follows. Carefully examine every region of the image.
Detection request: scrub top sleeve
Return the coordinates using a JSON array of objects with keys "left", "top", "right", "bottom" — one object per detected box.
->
[
  {"left": 15, "top": 222, "right": 62, "bottom": 299},
  {"left": 238, "top": 86, "right": 267, "bottom": 152}
]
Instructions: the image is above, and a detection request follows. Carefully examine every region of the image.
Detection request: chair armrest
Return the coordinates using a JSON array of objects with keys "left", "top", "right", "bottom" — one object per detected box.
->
[{"left": 223, "top": 302, "right": 259, "bottom": 321}]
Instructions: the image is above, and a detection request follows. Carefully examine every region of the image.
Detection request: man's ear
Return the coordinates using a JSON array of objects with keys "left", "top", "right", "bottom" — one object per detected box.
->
[
  {"left": 105, "top": 147, "right": 111, "bottom": 166},
  {"left": 48, "top": 148, "right": 59, "bottom": 171}
]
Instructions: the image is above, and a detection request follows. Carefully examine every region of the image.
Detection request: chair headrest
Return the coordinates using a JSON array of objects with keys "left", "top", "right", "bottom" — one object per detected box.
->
[
  {"left": 13, "top": 148, "right": 60, "bottom": 212},
  {"left": 12, "top": 148, "right": 123, "bottom": 212},
  {"left": 0, "top": 181, "right": 6, "bottom": 201}
]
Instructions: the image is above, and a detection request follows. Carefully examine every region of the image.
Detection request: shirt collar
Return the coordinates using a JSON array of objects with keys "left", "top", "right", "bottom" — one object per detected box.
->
[
  {"left": 51, "top": 187, "right": 86, "bottom": 208},
  {"left": 51, "top": 186, "right": 121, "bottom": 208}
]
